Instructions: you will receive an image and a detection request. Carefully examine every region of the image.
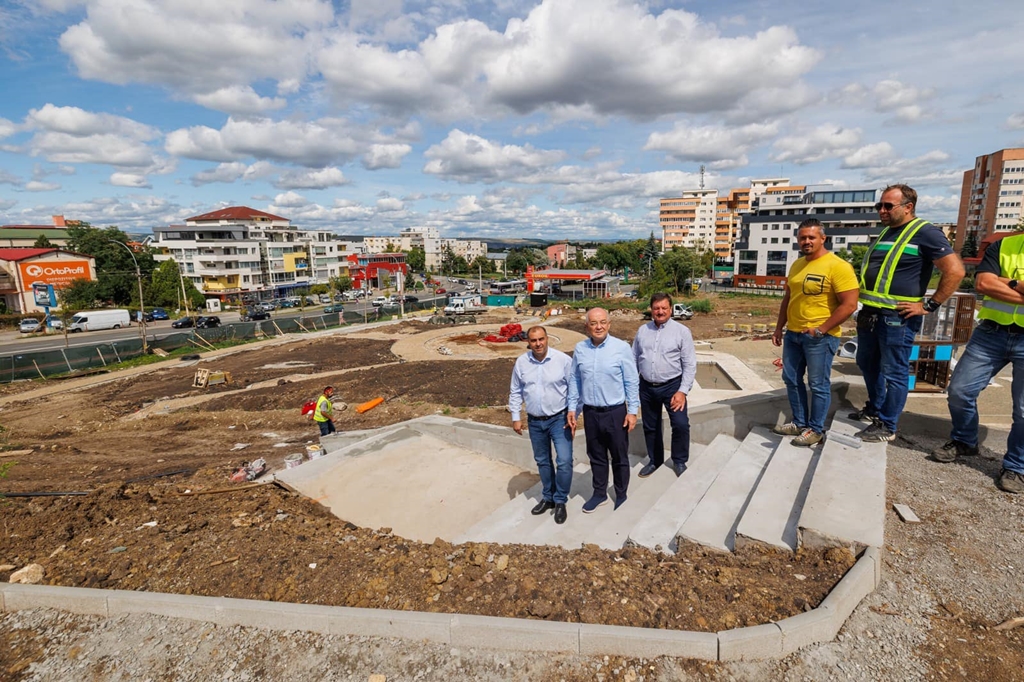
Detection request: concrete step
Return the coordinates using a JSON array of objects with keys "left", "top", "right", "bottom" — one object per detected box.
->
[
  {"left": 735, "top": 432, "right": 821, "bottom": 552},
  {"left": 676, "top": 427, "right": 780, "bottom": 552},
  {"left": 520, "top": 466, "right": 602, "bottom": 548},
  {"left": 797, "top": 415, "right": 888, "bottom": 550},
  {"left": 627, "top": 434, "right": 742, "bottom": 552},
  {"left": 454, "top": 463, "right": 590, "bottom": 545}
]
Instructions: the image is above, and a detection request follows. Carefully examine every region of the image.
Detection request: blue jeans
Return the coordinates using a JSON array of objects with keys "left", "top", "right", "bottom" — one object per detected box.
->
[
  {"left": 317, "top": 419, "right": 336, "bottom": 437},
  {"left": 528, "top": 413, "right": 574, "bottom": 504},
  {"left": 856, "top": 310, "right": 921, "bottom": 432},
  {"left": 639, "top": 376, "right": 690, "bottom": 466},
  {"left": 946, "top": 320, "right": 1024, "bottom": 474},
  {"left": 782, "top": 331, "right": 841, "bottom": 434}
]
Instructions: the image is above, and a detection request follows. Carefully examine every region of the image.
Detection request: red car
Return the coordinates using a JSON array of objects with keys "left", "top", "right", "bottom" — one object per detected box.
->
[{"left": 435, "top": 287, "right": 446, "bottom": 294}]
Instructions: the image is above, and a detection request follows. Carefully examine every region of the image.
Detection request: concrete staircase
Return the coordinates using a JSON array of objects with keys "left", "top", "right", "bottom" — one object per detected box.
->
[{"left": 455, "top": 413, "right": 888, "bottom": 554}]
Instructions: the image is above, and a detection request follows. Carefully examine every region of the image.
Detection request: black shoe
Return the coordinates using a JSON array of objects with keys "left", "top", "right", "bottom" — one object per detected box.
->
[
  {"left": 614, "top": 496, "right": 627, "bottom": 510},
  {"left": 638, "top": 463, "right": 659, "bottom": 478},
  {"left": 531, "top": 500, "right": 555, "bottom": 515},
  {"left": 848, "top": 407, "right": 878, "bottom": 424},
  {"left": 932, "top": 439, "right": 979, "bottom": 463},
  {"left": 554, "top": 503, "right": 567, "bottom": 524},
  {"left": 673, "top": 461, "right": 688, "bottom": 477},
  {"left": 858, "top": 422, "right": 896, "bottom": 443}
]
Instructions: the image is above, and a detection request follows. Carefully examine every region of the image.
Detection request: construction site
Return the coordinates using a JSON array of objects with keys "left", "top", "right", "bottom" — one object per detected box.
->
[{"left": 1, "top": 296, "right": 1022, "bottom": 681}]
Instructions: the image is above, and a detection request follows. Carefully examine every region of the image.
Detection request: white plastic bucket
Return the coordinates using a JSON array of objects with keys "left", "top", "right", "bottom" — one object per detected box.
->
[
  {"left": 284, "top": 453, "right": 303, "bottom": 469},
  {"left": 306, "top": 444, "right": 323, "bottom": 461}
]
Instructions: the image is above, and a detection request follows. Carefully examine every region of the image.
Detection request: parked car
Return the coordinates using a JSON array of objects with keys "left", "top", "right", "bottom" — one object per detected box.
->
[
  {"left": 401, "top": 295, "right": 419, "bottom": 303},
  {"left": 196, "top": 316, "right": 221, "bottom": 329},
  {"left": 371, "top": 296, "right": 388, "bottom": 307},
  {"left": 19, "top": 318, "right": 43, "bottom": 333},
  {"left": 171, "top": 316, "right": 196, "bottom": 328},
  {"left": 239, "top": 308, "right": 270, "bottom": 321},
  {"left": 143, "top": 307, "right": 170, "bottom": 322},
  {"left": 322, "top": 305, "right": 342, "bottom": 314},
  {"left": 258, "top": 302, "right": 276, "bottom": 312},
  {"left": 435, "top": 287, "right": 447, "bottom": 294}
]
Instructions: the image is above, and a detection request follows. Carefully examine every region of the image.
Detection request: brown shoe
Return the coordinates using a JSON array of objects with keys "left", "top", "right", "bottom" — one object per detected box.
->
[
  {"left": 997, "top": 469, "right": 1024, "bottom": 494},
  {"left": 791, "top": 429, "right": 823, "bottom": 447},
  {"left": 773, "top": 422, "right": 803, "bottom": 436}
]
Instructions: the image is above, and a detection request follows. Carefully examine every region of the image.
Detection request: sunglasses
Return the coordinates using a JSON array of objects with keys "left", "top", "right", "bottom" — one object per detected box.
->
[{"left": 874, "top": 201, "right": 908, "bottom": 211}]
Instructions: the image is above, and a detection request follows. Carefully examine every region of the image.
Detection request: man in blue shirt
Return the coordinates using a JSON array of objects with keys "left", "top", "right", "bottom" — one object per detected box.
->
[
  {"left": 567, "top": 307, "right": 640, "bottom": 512},
  {"left": 509, "top": 326, "right": 574, "bottom": 524},
  {"left": 633, "top": 293, "right": 697, "bottom": 477}
]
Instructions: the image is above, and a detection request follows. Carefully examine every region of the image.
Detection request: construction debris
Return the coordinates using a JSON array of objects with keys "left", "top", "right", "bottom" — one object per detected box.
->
[
  {"left": 193, "top": 369, "right": 232, "bottom": 388},
  {"left": 892, "top": 503, "right": 921, "bottom": 523}
]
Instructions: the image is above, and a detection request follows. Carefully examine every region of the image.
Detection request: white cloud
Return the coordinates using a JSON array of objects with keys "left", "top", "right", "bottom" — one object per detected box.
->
[
  {"left": 0, "top": 170, "right": 22, "bottom": 185},
  {"left": 362, "top": 144, "right": 412, "bottom": 170},
  {"left": 109, "top": 172, "right": 151, "bottom": 188},
  {"left": 191, "top": 162, "right": 250, "bottom": 186},
  {"left": 192, "top": 86, "right": 288, "bottom": 115},
  {"left": 872, "top": 79, "right": 935, "bottom": 123},
  {"left": 771, "top": 125, "right": 862, "bottom": 165},
  {"left": 376, "top": 197, "right": 404, "bottom": 212},
  {"left": 166, "top": 117, "right": 365, "bottom": 167},
  {"left": 30, "top": 131, "right": 158, "bottom": 166},
  {"left": 916, "top": 194, "right": 962, "bottom": 214},
  {"left": 274, "top": 167, "right": 348, "bottom": 190},
  {"left": 1007, "top": 113, "right": 1024, "bottom": 130},
  {"left": 643, "top": 122, "right": 778, "bottom": 169},
  {"left": 273, "top": 191, "right": 309, "bottom": 208},
  {"left": 841, "top": 142, "right": 895, "bottom": 169},
  {"left": 25, "top": 181, "right": 60, "bottom": 191},
  {"left": 26, "top": 104, "right": 157, "bottom": 139},
  {"left": 423, "top": 129, "right": 565, "bottom": 183},
  {"left": 0, "top": 117, "right": 19, "bottom": 139}
]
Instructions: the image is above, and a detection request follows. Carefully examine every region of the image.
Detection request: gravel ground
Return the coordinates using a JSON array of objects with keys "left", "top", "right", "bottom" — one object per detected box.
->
[{"left": 5, "top": 435, "right": 1023, "bottom": 682}]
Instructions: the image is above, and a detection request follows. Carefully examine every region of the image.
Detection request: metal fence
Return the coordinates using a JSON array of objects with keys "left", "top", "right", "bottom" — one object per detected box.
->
[{"left": 0, "top": 304, "right": 442, "bottom": 384}]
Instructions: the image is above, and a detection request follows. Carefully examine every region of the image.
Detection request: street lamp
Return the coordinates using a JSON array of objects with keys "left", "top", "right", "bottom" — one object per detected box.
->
[{"left": 109, "top": 240, "right": 148, "bottom": 353}]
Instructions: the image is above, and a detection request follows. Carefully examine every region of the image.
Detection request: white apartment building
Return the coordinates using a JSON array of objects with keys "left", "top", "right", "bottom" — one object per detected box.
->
[
  {"left": 442, "top": 238, "right": 486, "bottom": 263},
  {"left": 153, "top": 206, "right": 343, "bottom": 300},
  {"left": 351, "top": 227, "right": 485, "bottom": 272},
  {"left": 660, "top": 189, "right": 718, "bottom": 251},
  {"left": 733, "top": 189, "right": 879, "bottom": 287}
]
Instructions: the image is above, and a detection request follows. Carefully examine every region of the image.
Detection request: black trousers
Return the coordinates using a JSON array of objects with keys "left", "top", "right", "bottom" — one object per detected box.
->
[
  {"left": 582, "top": 403, "right": 630, "bottom": 500},
  {"left": 639, "top": 376, "right": 690, "bottom": 467}
]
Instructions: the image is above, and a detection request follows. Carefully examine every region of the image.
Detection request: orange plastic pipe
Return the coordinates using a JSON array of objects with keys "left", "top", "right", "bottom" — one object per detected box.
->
[{"left": 356, "top": 397, "right": 385, "bottom": 413}]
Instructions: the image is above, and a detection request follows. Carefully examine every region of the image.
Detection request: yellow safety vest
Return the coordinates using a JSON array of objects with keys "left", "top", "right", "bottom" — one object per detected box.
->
[
  {"left": 858, "top": 218, "right": 928, "bottom": 309},
  {"left": 314, "top": 394, "right": 332, "bottom": 422},
  {"left": 978, "top": 233, "right": 1024, "bottom": 327}
]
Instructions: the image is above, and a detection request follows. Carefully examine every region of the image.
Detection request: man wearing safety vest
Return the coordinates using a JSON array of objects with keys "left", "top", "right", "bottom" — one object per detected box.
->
[
  {"left": 852, "top": 184, "right": 964, "bottom": 442},
  {"left": 314, "top": 386, "right": 337, "bottom": 437},
  {"left": 934, "top": 232, "right": 1024, "bottom": 493}
]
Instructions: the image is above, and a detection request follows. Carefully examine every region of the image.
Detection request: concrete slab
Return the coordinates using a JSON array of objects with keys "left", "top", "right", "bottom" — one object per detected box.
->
[
  {"left": 282, "top": 431, "right": 536, "bottom": 542},
  {"left": 450, "top": 613, "right": 580, "bottom": 653},
  {"left": 717, "top": 622, "right": 784, "bottom": 661},
  {"left": 520, "top": 465, "right": 599, "bottom": 548},
  {"left": 628, "top": 434, "right": 741, "bottom": 552},
  {"left": 584, "top": 460, "right": 685, "bottom": 550},
  {"left": 107, "top": 590, "right": 219, "bottom": 622},
  {"left": 454, "top": 477, "right": 548, "bottom": 545},
  {"left": 798, "top": 415, "right": 887, "bottom": 550},
  {"left": 579, "top": 623, "right": 718, "bottom": 660},
  {"left": 777, "top": 603, "right": 840, "bottom": 655},
  {"left": 328, "top": 606, "right": 452, "bottom": 643},
  {"left": 0, "top": 583, "right": 108, "bottom": 616},
  {"left": 217, "top": 596, "right": 332, "bottom": 634},
  {"left": 735, "top": 437, "right": 820, "bottom": 552},
  {"left": 677, "top": 427, "right": 779, "bottom": 553}
]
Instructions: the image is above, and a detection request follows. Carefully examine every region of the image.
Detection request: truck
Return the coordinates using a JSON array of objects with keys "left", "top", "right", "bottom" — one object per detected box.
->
[
  {"left": 68, "top": 309, "right": 131, "bottom": 332},
  {"left": 443, "top": 294, "right": 487, "bottom": 315}
]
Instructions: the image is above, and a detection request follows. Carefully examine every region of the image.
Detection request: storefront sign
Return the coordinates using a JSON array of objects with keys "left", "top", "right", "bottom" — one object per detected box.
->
[{"left": 18, "top": 260, "right": 92, "bottom": 288}]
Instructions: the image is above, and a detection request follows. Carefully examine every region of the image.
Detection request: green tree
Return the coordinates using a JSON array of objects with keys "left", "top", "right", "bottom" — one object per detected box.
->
[
  {"left": 405, "top": 246, "right": 426, "bottom": 272},
  {"left": 66, "top": 224, "right": 157, "bottom": 306},
  {"left": 835, "top": 244, "right": 869, "bottom": 274},
  {"left": 34, "top": 234, "right": 53, "bottom": 248},
  {"left": 57, "top": 278, "right": 102, "bottom": 310},
  {"left": 640, "top": 232, "right": 661, "bottom": 278},
  {"left": 961, "top": 231, "right": 979, "bottom": 259},
  {"left": 330, "top": 276, "right": 352, "bottom": 292},
  {"left": 148, "top": 259, "right": 204, "bottom": 310},
  {"left": 471, "top": 255, "right": 491, "bottom": 274}
]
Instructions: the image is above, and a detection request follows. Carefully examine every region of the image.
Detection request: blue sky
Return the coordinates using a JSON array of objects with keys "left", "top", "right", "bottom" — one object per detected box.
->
[{"left": 1, "top": 0, "right": 1022, "bottom": 240}]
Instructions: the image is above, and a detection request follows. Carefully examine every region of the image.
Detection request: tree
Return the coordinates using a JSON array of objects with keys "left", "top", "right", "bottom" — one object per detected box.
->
[
  {"left": 56, "top": 278, "right": 102, "bottom": 310},
  {"left": 148, "top": 259, "right": 205, "bottom": 310},
  {"left": 405, "top": 246, "right": 426, "bottom": 272},
  {"left": 835, "top": 244, "right": 869, "bottom": 274},
  {"left": 330, "top": 276, "right": 352, "bottom": 292},
  {"left": 961, "top": 231, "right": 979, "bottom": 259},
  {"left": 471, "top": 255, "right": 491, "bottom": 274},
  {"left": 34, "top": 234, "right": 52, "bottom": 248},
  {"left": 640, "top": 232, "right": 661, "bottom": 278},
  {"left": 66, "top": 224, "right": 157, "bottom": 306}
]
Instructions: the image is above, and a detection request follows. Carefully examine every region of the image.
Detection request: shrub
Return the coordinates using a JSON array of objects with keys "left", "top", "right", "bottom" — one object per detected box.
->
[{"left": 689, "top": 298, "right": 714, "bottom": 313}]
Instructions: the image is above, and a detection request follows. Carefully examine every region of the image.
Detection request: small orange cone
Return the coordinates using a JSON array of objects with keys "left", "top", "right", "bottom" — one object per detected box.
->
[{"left": 356, "top": 397, "right": 385, "bottom": 413}]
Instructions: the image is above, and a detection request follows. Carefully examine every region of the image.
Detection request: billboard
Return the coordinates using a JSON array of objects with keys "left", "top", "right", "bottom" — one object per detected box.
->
[{"left": 18, "top": 260, "right": 92, "bottom": 288}]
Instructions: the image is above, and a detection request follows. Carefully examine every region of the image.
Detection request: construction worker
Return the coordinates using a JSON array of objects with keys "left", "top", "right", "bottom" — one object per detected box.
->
[
  {"left": 314, "top": 386, "right": 336, "bottom": 437},
  {"left": 852, "top": 184, "right": 964, "bottom": 442},
  {"left": 934, "top": 232, "right": 1024, "bottom": 494},
  {"left": 508, "top": 326, "right": 574, "bottom": 525}
]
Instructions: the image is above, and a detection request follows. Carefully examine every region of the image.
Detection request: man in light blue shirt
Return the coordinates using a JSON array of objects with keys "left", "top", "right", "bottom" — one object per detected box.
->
[
  {"left": 633, "top": 293, "right": 697, "bottom": 477},
  {"left": 509, "top": 326, "right": 574, "bottom": 525},
  {"left": 567, "top": 307, "right": 640, "bottom": 513}
]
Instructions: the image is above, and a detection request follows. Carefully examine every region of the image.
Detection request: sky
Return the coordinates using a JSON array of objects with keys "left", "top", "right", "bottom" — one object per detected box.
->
[{"left": 1, "top": 0, "right": 1023, "bottom": 241}]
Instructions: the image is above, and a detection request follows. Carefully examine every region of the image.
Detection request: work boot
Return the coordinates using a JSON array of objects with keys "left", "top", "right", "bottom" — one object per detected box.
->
[
  {"left": 997, "top": 469, "right": 1024, "bottom": 494},
  {"left": 932, "top": 440, "right": 979, "bottom": 463},
  {"left": 772, "top": 422, "right": 803, "bottom": 436},
  {"left": 791, "top": 429, "right": 823, "bottom": 447},
  {"left": 848, "top": 407, "right": 878, "bottom": 424}
]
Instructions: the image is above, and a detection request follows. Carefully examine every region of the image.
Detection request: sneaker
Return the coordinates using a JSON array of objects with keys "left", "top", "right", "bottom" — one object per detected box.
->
[
  {"left": 614, "top": 496, "right": 627, "bottom": 510},
  {"left": 772, "top": 422, "right": 803, "bottom": 436},
  {"left": 531, "top": 500, "right": 555, "bottom": 515},
  {"left": 858, "top": 422, "right": 896, "bottom": 443},
  {"left": 997, "top": 469, "right": 1024, "bottom": 494},
  {"left": 582, "top": 496, "right": 609, "bottom": 513},
  {"left": 791, "top": 429, "right": 823, "bottom": 447},
  {"left": 932, "top": 440, "right": 979, "bottom": 463},
  {"left": 848, "top": 407, "right": 878, "bottom": 424}
]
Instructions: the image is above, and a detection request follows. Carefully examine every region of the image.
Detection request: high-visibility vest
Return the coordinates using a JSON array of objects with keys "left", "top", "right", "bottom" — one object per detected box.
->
[
  {"left": 978, "top": 233, "right": 1024, "bottom": 326},
  {"left": 314, "top": 394, "right": 332, "bottom": 422},
  {"left": 858, "top": 218, "right": 928, "bottom": 309}
]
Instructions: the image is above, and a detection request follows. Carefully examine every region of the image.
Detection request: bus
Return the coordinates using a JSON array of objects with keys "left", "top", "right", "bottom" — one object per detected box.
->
[{"left": 490, "top": 279, "right": 527, "bottom": 295}]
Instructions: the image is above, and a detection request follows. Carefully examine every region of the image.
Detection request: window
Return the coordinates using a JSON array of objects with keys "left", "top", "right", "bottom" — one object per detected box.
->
[{"left": 771, "top": 237, "right": 779, "bottom": 244}]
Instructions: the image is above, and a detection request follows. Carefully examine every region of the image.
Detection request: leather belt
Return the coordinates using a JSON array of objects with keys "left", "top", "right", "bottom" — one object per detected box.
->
[
  {"left": 528, "top": 408, "right": 568, "bottom": 420},
  {"left": 642, "top": 375, "right": 681, "bottom": 388},
  {"left": 584, "top": 404, "right": 624, "bottom": 413}
]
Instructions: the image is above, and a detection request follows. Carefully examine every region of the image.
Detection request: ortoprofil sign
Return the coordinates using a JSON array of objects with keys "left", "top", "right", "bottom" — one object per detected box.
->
[{"left": 18, "top": 260, "right": 92, "bottom": 288}]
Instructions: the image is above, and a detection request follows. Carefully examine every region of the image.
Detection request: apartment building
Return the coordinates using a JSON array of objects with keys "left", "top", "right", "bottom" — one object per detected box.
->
[
  {"left": 733, "top": 189, "right": 879, "bottom": 287},
  {"left": 442, "top": 238, "right": 486, "bottom": 263},
  {"left": 547, "top": 242, "right": 577, "bottom": 267},
  {"left": 955, "top": 147, "right": 1024, "bottom": 251},
  {"left": 714, "top": 188, "right": 751, "bottom": 260},
  {"left": 152, "top": 206, "right": 343, "bottom": 301},
  {"left": 660, "top": 189, "right": 718, "bottom": 251}
]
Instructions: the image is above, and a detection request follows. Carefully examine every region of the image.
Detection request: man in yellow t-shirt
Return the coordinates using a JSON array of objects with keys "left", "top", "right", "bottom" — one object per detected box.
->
[{"left": 771, "top": 219, "right": 859, "bottom": 446}]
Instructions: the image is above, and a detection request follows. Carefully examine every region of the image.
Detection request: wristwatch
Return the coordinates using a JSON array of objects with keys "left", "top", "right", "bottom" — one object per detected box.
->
[
  {"left": 923, "top": 298, "right": 941, "bottom": 313},
  {"left": 1009, "top": 279, "right": 1019, "bottom": 292},
  {"left": 811, "top": 328, "right": 824, "bottom": 338}
]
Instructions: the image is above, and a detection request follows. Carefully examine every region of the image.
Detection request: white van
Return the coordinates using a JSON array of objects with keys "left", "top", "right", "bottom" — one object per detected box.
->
[{"left": 68, "top": 309, "right": 131, "bottom": 332}]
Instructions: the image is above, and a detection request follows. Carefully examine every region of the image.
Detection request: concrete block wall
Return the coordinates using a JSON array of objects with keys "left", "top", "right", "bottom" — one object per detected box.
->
[{"left": 0, "top": 546, "right": 880, "bottom": 661}]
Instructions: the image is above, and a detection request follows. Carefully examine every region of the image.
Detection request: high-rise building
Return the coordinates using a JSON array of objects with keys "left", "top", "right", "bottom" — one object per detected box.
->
[
  {"left": 660, "top": 189, "right": 717, "bottom": 252},
  {"left": 955, "top": 148, "right": 1024, "bottom": 251},
  {"left": 714, "top": 188, "right": 751, "bottom": 260}
]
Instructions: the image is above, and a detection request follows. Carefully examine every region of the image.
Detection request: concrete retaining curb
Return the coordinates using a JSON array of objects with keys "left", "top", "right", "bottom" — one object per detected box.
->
[{"left": 1, "top": 546, "right": 880, "bottom": 661}]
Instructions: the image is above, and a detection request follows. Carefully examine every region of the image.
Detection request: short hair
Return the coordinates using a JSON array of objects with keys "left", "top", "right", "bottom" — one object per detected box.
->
[
  {"left": 649, "top": 292, "right": 672, "bottom": 307},
  {"left": 883, "top": 183, "right": 917, "bottom": 208},
  {"left": 526, "top": 325, "right": 547, "bottom": 339},
  {"left": 797, "top": 218, "right": 825, "bottom": 235}
]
